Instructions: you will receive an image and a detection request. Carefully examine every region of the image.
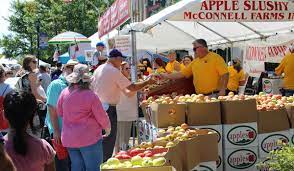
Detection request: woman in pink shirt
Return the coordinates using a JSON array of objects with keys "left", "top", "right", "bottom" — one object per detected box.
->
[
  {"left": 57, "top": 64, "right": 111, "bottom": 171},
  {"left": 3, "top": 91, "right": 55, "bottom": 171}
]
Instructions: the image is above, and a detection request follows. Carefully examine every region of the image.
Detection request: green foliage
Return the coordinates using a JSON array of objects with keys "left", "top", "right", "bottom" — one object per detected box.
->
[
  {"left": 0, "top": 0, "right": 112, "bottom": 62},
  {"left": 257, "top": 144, "right": 294, "bottom": 171},
  {"left": 0, "top": 34, "right": 29, "bottom": 58}
]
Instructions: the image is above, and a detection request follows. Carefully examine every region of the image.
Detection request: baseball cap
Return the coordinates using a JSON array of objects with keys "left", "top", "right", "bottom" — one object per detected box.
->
[
  {"left": 96, "top": 42, "right": 105, "bottom": 47},
  {"left": 109, "top": 49, "right": 127, "bottom": 58},
  {"left": 66, "top": 64, "right": 91, "bottom": 84}
]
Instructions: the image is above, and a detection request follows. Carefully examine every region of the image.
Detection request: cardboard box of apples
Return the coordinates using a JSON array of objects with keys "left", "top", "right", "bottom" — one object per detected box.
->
[
  {"left": 285, "top": 96, "right": 294, "bottom": 128},
  {"left": 101, "top": 149, "right": 172, "bottom": 171},
  {"left": 141, "top": 95, "right": 186, "bottom": 128},
  {"left": 101, "top": 124, "right": 218, "bottom": 171}
]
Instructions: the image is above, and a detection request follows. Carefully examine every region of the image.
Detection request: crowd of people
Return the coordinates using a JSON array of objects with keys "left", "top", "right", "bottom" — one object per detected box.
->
[
  {"left": 0, "top": 39, "right": 293, "bottom": 171},
  {"left": 0, "top": 46, "right": 156, "bottom": 171}
]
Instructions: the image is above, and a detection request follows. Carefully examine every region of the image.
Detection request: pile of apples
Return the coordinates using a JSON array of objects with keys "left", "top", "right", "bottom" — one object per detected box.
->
[
  {"left": 254, "top": 93, "right": 286, "bottom": 111},
  {"left": 143, "top": 79, "right": 170, "bottom": 92},
  {"left": 176, "top": 94, "right": 218, "bottom": 103},
  {"left": 137, "top": 123, "right": 211, "bottom": 149},
  {"left": 218, "top": 92, "right": 254, "bottom": 101},
  {"left": 101, "top": 156, "right": 166, "bottom": 169},
  {"left": 141, "top": 93, "right": 180, "bottom": 105},
  {"left": 141, "top": 93, "right": 220, "bottom": 105},
  {"left": 114, "top": 149, "right": 165, "bottom": 160},
  {"left": 286, "top": 96, "right": 294, "bottom": 106}
]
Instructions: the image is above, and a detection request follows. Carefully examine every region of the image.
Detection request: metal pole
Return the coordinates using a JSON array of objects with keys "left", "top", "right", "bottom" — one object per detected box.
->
[
  {"left": 231, "top": 43, "right": 234, "bottom": 62},
  {"left": 226, "top": 46, "right": 229, "bottom": 63},
  {"left": 130, "top": 0, "right": 138, "bottom": 147},
  {"left": 130, "top": 0, "right": 137, "bottom": 83},
  {"left": 36, "top": 19, "right": 40, "bottom": 65}
]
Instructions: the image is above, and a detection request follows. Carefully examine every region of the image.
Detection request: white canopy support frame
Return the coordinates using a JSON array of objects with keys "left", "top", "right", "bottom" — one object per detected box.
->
[
  {"left": 237, "top": 22, "right": 267, "bottom": 39},
  {"left": 164, "top": 20, "right": 197, "bottom": 40},
  {"left": 196, "top": 22, "right": 232, "bottom": 43}
]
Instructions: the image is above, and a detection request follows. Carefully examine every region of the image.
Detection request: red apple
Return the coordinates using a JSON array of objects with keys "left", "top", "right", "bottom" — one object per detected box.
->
[
  {"left": 117, "top": 151, "right": 128, "bottom": 155},
  {"left": 121, "top": 154, "right": 131, "bottom": 159},
  {"left": 143, "top": 150, "right": 153, "bottom": 157},
  {"left": 129, "top": 149, "right": 141, "bottom": 157},
  {"left": 137, "top": 153, "right": 145, "bottom": 158},
  {"left": 115, "top": 154, "right": 123, "bottom": 159}
]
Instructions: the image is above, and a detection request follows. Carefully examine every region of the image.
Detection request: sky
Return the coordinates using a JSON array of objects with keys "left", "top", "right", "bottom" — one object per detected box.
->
[
  {"left": 0, "top": 0, "right": 12, "bottom": 53},
  {"left": 0, "top": 0, "right": 11, "bottom": 36}
]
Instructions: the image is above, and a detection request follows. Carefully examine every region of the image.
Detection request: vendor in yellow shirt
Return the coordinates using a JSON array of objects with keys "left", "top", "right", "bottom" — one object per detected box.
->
[
  {"left": 275, "top": 45, "right": 294, "bottom": 96},
  {"left": 161, "top": 39, "right": 229, "bottom": 96},
  {"left": 226, "top": 59, "right": 246, "bottom": 95},
  {"left": 153, "top": 58, "right": 166, "bottom": 73},
  {"left": 165, "top": 50, "right": 185, "bottom": 73},
  {"left": 182, "top": 55, "right": 193, "bottom": 68},
  {"left": 142, "top": 58, "right": 153, "bottom": 75}
]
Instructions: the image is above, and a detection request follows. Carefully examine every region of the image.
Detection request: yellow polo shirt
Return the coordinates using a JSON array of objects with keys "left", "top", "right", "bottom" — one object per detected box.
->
[
  {"left": 181, "top": 52, "right": 228, "bottom": 94},
  {"left": 156, "top": 67, "right": 166, "bottom": 73},
  {"left": 227, "top": 66, "right": 245, "bottom": 92},
  {"left": 147, "top": 67, "right": 152, "bottom": 74},
  {"left": 165, "top": 61, "right": 185, "bottom": 73},
  {"left": 275, "top": 53, "right": 294, "bottom": 89}
]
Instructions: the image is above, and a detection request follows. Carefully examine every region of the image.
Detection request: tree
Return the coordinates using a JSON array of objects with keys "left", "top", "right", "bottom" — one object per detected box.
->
[
  {"left": 0, "top": 34, "right": 29, "bottom": 58},
  {"left": 0, "top": 0, "right": 113, "bottom": 61}
]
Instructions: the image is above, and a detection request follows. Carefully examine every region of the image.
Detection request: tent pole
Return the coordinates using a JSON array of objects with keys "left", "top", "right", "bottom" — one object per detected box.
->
[
  {"left": 226, "top": 46, "right": 229, "bottom": 63},
  {"left": 130, "top": 0, "right": 138, "bottom": 148},
  {"left": 231, "top": 43, "right": 234, "bottom": 62},
  {"left": 237, "top": 22, "right": 266, "bottom": 39},
  {"left": 197, "top": 22, "right": 232, "bottom": 43},
  {"left": 165, "top": 21, "right": 197, "bottom": 40},
  {"left": 130, "top": 0, "right": 137, "bottom": 83}
]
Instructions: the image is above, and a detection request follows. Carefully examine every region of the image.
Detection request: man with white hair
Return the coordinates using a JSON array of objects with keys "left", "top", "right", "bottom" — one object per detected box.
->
[{"left": 275, "top": 44, "right": 294, "bottom": 96}]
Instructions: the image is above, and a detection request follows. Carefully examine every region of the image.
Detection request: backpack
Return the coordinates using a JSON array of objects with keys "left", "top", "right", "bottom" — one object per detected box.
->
[
  {"left": 0, "top": 85, "right": 10, "bottom": 130},
  {"left": 15, "top": 72, "right": 29, "bottom": 91}
]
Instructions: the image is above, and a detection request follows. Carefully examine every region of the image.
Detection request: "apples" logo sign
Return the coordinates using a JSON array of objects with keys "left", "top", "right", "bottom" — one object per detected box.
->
[
  {"left": 228, "top": 149, "right": 257, "bottom": 169},
  {"left": 261, "top": 134, "right": 289, "bottom": 153},
  {"left": 227, "top": 126, "right": 257, "bottom": 146}
]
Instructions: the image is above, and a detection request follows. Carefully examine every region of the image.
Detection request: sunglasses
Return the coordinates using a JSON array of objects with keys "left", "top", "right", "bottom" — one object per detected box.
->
[
  {"left": 124, "top": 67, "right": 131, "bottom": 70},
  {"left": 193, "top": 46, "right": 202, "bottom": 52},
  {"left": 66, "top": 65, "right": 75, "bottom": 69}
]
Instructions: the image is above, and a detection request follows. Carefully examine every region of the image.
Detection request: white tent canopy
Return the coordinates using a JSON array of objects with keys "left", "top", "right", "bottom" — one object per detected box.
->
[
  {"left": 121, "top": 0, "right": 294, "bottom": 52},
  {"left": 38, "top": 60, "right": 50, "bottom": 67},
  {"left": 0, "top": 58, "right": 18, "bottom": 65},
  {"left": 89, "top": 29, "right": 119, "bottom": 48}
]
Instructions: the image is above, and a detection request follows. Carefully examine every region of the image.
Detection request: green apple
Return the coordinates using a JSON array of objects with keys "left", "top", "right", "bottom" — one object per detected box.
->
[
  {"left": 142, "top": 157, "right": 153, "bottom": 167},
  {"left": 175, "top": 126, "right": 181, "bottom": 131},
  {"left": 101, "top": 164, "right": 110, "bottom": 169},
  {"left": 123, "top": 161, "right": 133, "bottom": 168},
  {"left": 108, "top": 165, "right": 119, "bottom": 169},
  {"left": 152, "top": 157, "right": 166, "bottom": 166},
  {"left": 131, "top": 156, "right": 143, "bottom": 166},
  {"left": 118, "top": 163, "right": 127, "bottom": 168},
  {"left": 106, "top": 157, "right": 120, "bottom": 166}
]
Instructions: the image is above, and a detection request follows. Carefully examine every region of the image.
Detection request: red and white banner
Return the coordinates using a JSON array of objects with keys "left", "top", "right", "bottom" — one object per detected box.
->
[
  {"left": 98, "top": 0, "right": 130, "bottom": 38},
  {"left": 171, "top": 0, "right": 294, "bottom": 21},
  {"left": 243, "top": 40, "right": 294, "bottom": 77}
]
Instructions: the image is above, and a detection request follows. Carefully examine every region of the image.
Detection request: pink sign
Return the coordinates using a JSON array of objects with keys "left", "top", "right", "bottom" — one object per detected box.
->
[{"left": 98, "top": 0, "right": 130, "bottom": 38}]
